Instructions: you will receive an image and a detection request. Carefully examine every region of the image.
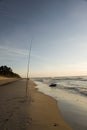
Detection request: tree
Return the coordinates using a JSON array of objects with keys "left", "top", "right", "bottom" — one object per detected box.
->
[{"left": 0, "top": 65, "right": 20, "bottom": 78}]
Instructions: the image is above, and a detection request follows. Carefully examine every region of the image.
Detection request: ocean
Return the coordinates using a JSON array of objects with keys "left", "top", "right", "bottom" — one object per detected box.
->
[
  {"left": 34, "top": 76, "right": 87, "bottom": 97},
  {"left": 33, "top": 76, "right": 87, "bottom": 130}
]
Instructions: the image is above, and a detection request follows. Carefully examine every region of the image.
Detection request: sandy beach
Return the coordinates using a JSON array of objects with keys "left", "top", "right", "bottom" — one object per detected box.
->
[
  {"left": 26, "top": 80, "right": 72, "bottom": 130},
  {"left": 0, "top": 76, "right": 19, "bottom": 86},
  {"left": 0, "top": 78, "right": 72, "bottom": 130},
  {"left": 35, "top": 80, "right": 87, "bottom": 130}
]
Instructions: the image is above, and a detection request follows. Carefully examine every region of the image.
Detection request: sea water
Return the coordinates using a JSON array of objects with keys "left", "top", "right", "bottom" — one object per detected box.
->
[
  {"left": 35, "top": 76, "right": 87, "bottom": 96},
  {"left": 33, "top": 76, "right": 87, "bottom": 130}
]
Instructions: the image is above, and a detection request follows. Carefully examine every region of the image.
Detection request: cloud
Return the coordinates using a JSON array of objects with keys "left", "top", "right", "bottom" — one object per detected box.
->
[
  {"left": 0, "top": 45, "right": 43, "bottom": 60},
  {"left": 0, "top": 45, "right": 28, "bottom": 56}
]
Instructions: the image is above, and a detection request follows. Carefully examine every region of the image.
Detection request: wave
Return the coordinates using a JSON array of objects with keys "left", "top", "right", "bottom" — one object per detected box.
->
[
  {"left": 33, "top": 76, "right": 87, "bottom": 97},
  {"left": 55, "top": 84, "right": 87, "bottom": 97}
]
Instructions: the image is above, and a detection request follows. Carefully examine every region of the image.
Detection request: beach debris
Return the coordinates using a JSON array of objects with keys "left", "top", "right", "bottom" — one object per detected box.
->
[
  {"left": 49, "top": 83, "right": 57, "bottom": 87},
  {"left": 53, "top": 123, "right": 59, "bottom": 126}
]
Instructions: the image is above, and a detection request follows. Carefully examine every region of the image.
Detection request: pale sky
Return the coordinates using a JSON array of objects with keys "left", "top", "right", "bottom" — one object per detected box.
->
[{"left": 0, "top": 0, "right": 87, "bottom": 77}]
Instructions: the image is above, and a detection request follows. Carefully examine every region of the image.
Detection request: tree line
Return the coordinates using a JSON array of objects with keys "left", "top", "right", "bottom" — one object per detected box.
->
[{"left": 0, "top": 65, "right": 21, "bottom": 78}]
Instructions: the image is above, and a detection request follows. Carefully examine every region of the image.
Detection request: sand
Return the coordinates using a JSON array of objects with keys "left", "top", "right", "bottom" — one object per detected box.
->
[
  {"left": 0, "top": 76, "right": 20, "bottom": 86},
  {"left": 26, "top": 80, "right": 72, "bottom": 130},
  {"left": 35, "top": 81, "right": 87, "bottom": 130},
  {"left": 0, "top": 78, "right": 72, "bottom": 130}
]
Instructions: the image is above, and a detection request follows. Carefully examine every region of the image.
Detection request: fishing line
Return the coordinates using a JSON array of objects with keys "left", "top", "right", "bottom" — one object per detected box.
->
[{"left": 26, "top": 39, "right": 32, "bottom": 98}]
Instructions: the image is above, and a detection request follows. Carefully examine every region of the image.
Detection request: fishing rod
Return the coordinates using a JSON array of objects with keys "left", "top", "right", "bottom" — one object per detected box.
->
[{"left": 26, "top": 39, "right": 32, "bottom": 98}]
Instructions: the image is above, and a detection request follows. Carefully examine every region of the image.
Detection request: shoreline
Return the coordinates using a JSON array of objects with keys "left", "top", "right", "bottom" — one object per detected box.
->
[
  {"left": 34, "top": 81, "right": 87, "bottom": 130},
  {"left": 0, "top": 78, "right": 72, "bottom": 130},
  {"left": 27, "top": 80, "right": 72, "bottom": 130}
]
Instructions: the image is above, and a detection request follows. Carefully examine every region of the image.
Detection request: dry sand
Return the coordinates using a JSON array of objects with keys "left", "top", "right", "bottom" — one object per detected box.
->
[
  {"left": 26, "top": 80, "right": 72, "bottom": 130},
  {"left": 0, "top": 76, "right": 20, "bottom": 86}
]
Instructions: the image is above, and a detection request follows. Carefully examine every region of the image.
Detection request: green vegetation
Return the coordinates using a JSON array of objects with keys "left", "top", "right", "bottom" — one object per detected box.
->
[{"left": 0, "top": 65, "right": 21, "bottom": 78}]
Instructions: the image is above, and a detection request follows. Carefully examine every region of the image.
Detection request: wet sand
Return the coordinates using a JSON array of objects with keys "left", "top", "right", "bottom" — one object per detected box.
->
[
  {"left": 34, "top": 81, "right": 87, "bottom": 130},
  {"left": 27, "top": 80, "right": 72, "bottom": 130},
  {"left": 57, "top": 89, "right": 87, "bottom": 130}
]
